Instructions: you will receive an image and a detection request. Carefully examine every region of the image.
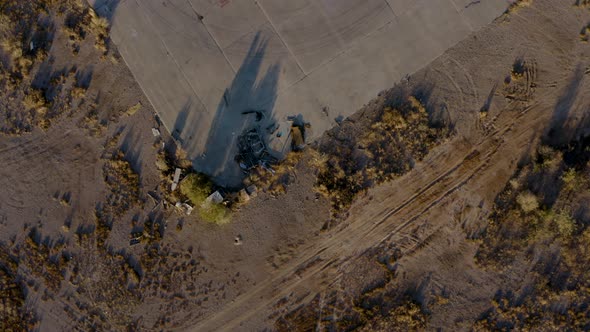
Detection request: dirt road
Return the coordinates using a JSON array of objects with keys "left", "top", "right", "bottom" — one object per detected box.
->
[{"left": 188, "top": 89, "right": 556, "bottom": 332}]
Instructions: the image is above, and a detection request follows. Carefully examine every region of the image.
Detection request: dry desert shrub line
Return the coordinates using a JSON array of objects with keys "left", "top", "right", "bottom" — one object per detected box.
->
[
  {"left": 503, "top": 0, "right": 533, "bottom": 16},
  {"left": 95, "top": 150, "right": 141, "bottom": 247},
  {"left": 313, "top": 86, "right": 452, "bottom": 220}
]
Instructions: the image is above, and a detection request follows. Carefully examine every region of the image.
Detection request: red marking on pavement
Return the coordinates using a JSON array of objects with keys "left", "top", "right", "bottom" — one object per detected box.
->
[{"left": 219, "top": 0, "right": 230, "bottom": 8}]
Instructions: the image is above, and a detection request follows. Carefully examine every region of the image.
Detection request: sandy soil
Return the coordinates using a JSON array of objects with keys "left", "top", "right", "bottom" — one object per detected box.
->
[{"left": 1, "top": 0, "right": 590, "bottom": 331}]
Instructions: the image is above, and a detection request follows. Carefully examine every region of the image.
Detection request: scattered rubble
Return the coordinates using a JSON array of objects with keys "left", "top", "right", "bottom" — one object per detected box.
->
[
  {"left": 236, "top": 128, "right": 278, "bottom": 173},
  {"left": 171, "top": 168, "right": 182, "bottom": 191}
]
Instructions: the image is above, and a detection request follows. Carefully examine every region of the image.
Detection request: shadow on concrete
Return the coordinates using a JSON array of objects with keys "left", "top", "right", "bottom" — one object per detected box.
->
[
  {"left": 187, "top": 32, "right": 281, "bottom": 188},
  {"left": 171, "top": 100, "right": 192, "bottom": 145},
  {"left": 91, "top": 0, "right": 121, "bottom": 25}
]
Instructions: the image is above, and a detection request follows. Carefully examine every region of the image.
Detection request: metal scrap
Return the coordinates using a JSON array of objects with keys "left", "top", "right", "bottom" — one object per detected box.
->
[{"left": 235, "top": 127, "right": 278, "bottom": 173}]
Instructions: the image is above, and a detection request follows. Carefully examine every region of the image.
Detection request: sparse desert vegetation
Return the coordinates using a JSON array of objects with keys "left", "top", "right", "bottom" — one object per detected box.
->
[
  {"left": 1, "top": 0, "right": 590, "bottom": 331},
  {"left": 474, "top": 138, "right": 590, "bottom": 330},
  {"left": 315, "top": 87, "right": 451, "bottom": 215},
  {"left": 0, "top": 0, "right": 113, "bottom": 135},
  {"left": 0, "top": 244, "right": 37, "bottom": 331}
]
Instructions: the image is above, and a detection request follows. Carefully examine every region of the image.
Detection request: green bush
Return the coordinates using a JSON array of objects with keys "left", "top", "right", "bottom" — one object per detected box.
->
[
  {"left": 179, "top": 173, "right": 230, "bottom": 224},
  {"left": 179, "top": 173, "right": 212, "bottom": 206},
  {"left": 200, "top": 203, "right": 231, "bottom": 224}
]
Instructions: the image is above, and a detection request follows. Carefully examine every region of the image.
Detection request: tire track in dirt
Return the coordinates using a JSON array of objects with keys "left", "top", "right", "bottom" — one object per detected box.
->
[{"left": 189, "top": 94, "right": 550, "bottom": 331}]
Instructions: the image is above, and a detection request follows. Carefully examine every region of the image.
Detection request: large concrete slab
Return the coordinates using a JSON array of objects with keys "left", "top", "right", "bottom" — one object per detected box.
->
[
  {"left": 270, "top": 0, "right": 475, "bottom": 138},
  {"left": 196, "top": 0, "right": 267, "bottom": 49},
  {"left": 221, "top": 23, "right": 305, "bottom": 90},
  {"left": 258, "top": 0, "right": 395, "bottom": 73},
  {"left": 94, "top": 0, "right": 510, "bottom": 187}
]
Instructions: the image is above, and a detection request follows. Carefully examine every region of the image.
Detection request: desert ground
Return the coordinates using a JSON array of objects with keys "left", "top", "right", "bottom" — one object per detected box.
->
[{"left": 1, "top": 0, "right": 590, "bottom": 331}]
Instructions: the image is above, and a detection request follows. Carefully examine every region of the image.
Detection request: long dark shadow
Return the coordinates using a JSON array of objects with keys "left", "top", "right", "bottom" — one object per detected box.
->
[
  {"left": 543, "top": 64, "right": 585, "bottom": 148},
  {"left": 91, "top": 0, "right": 121, "bottom": 26},
  {"left": 192, "top": 32, "right": 281, "bottom": 189}
]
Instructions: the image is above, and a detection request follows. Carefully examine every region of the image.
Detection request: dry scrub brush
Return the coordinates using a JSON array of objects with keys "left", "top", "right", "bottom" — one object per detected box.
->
[
  {"left": 0, "top": 0, "right": 113, "bottom": 135},
  {"left": 95, "top": 151, "right": 141, "bottom": 247},
  {"left": 315, "top": 92, "right": 451, "bottom": 213},
  {"left": 474, "top": 139, "right": 590, "bottom": 330},
  {"left": 103, "top": 151, "right": 141, "bottom": 216},
  {"left": 580, "top": 22, "right": 590, "bottom": 42},
  {"left": 0, "top": 244, "right": 38, "bottom": 331},
  {"left": 246, "top": 151, "right": 303, "bottom": 196},
  {"left": 503, "top": 0, "right": 533, "bottom": 16}
]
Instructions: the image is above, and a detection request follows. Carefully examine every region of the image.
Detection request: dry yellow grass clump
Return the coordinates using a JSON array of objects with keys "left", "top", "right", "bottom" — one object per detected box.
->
[
  {"left": 246, "top": 151, "right": 303, "bottom": 196},
  {"left": 315, "top": 91, "right": 450, "bottom": 213},
  {"left": 63, "top": 1, "right": 110, "bottom": 54},
  {"left": 103, "top": 151, "right": 141, "bottom": 217},
  {"left": 88, "top": 8, "right": 110, "bottom": 53},
  {"left": 504, "top": 0, "right": 533, "bottom": 16}
]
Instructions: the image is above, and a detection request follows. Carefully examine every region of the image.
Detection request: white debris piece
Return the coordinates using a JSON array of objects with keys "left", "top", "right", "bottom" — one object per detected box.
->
[
  {"left": 171, "top": 168, "right": 182, "bottom": 191},
  {"left": 151, "top": 128, "right": 161, "bottom": 137},
  {"left": 175, "top": 202, "right": 193, "bottom": 215},
  {"left": 184, "top": 204, "right": 193, "bottom": 215},
  {"left": 205, "top": 191, "right": 223, "bottom": 205}
]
